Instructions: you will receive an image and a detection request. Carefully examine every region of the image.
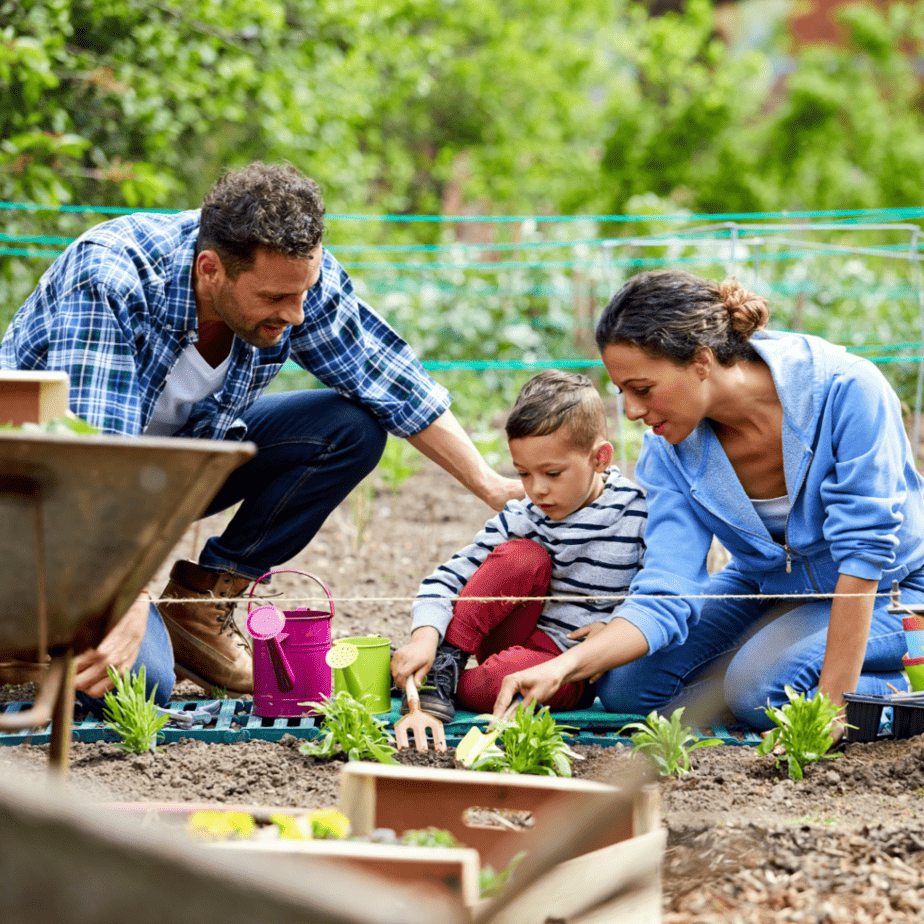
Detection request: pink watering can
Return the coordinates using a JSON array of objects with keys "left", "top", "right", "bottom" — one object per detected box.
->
[{"left": 245, "top": 569, "right": 334, "bottom": 718}]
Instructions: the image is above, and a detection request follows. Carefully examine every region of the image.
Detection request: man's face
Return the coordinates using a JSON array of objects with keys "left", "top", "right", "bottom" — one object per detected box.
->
[{"left": 199, "top": 245, "right": 322, "bottom": 348}]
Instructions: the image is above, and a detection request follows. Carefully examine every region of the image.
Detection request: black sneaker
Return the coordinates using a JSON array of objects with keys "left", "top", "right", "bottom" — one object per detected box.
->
[{"left": 401, "top": 643, "right": 469, "bottom": 723}]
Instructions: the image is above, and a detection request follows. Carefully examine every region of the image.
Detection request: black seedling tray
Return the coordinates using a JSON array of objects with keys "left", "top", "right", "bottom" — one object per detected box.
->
[{"left": 843, "top": 692, "right": 924, "bottom": 742}]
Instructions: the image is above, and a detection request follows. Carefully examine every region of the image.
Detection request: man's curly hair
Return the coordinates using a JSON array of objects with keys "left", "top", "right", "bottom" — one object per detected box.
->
[{"left": 197, "top": 162, "right": 326, "bottom": 278}]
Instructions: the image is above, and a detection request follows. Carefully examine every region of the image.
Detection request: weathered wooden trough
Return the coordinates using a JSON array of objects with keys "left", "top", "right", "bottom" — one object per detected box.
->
[{"left": 0, "top": 370, "right": 255, "bottom": 767}]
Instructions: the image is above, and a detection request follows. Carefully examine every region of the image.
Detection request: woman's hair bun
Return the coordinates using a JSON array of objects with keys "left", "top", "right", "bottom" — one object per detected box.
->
[{"left": 720, "top": 278, "right": 769, "bottom": 337}]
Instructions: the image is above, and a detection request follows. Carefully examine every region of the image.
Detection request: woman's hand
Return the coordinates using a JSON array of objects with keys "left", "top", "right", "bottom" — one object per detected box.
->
[
  {"left": 73, "top": 590, "right": 151, "bottom": 698},
  {"left": 391, "top": 626, "right": 440, "bottom": 689},
  {"left": 491, "top": 659, "right": 568, "bottom": 722}
]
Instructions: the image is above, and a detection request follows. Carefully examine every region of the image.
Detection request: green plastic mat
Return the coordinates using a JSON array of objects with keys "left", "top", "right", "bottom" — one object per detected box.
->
[{"left": 0, "top": 697, "right": 762, "bottom": 747}]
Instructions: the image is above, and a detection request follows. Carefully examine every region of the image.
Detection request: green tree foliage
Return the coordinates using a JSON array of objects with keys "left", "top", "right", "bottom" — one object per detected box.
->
[
  {"left": 599, "top": 0, "right": 924, "bottom": 217},
  {"left": 4, "top": 0, "right": 924, "bottom": 416}
]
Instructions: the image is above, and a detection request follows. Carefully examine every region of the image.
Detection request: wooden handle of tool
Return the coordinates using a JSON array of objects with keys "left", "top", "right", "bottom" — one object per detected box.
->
[{"left": 404, "top": 676, "right": 420, "bottom": 710}]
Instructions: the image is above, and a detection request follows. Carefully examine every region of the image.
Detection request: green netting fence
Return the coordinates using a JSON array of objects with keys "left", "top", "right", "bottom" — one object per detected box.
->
[{"left": 3, "top": 202, "right": 924, "bottom": 462}]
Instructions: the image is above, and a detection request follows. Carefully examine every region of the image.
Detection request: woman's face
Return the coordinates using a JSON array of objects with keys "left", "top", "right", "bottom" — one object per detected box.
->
[{"left": 601, "top": 342, "right": 709, "bottom": 444}]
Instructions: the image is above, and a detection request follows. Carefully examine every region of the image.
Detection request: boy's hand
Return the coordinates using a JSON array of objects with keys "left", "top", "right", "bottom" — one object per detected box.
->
[
  {"left": 391, "top": 627, "right": 440, "bottom": 690},
  {"left": 567, "top": 622, "right": 607, "bottom": 642}
]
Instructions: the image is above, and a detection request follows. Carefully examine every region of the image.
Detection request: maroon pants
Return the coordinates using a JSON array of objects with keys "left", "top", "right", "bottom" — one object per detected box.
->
[{"left": 445, "top": 538, "right": 589, "bottom": 713}]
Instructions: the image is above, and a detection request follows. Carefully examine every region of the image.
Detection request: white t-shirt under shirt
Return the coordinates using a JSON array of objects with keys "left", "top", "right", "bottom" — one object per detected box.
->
[{"left": 143, "top": 343, "right": 231, "bottom": 436}]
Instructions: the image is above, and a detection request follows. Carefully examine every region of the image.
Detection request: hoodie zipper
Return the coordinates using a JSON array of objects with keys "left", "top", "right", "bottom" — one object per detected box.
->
[{"left": 781, "top": 463, "right": 821, "bottom": 591}]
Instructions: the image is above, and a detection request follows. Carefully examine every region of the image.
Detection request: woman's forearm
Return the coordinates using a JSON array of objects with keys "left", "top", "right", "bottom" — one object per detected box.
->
[
  {"left": 818, "top": 574, "right": 878, "bottom": 708},
  {"left": 559, "top": 616, "right": 650, "bottom": 682}
]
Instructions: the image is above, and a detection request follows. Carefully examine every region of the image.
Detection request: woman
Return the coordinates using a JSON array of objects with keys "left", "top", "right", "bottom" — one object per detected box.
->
[{"left": 493, "top": 269, "right": 924, "bottom": 732}]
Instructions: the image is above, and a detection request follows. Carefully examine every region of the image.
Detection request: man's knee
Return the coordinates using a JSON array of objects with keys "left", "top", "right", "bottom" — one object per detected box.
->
[{"left": 336, "top": 399, "right": 387, "bottom": 472}]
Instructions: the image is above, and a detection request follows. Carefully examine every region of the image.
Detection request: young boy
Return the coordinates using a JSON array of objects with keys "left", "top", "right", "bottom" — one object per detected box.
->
[{"left": 391, "top": 369, "right": 647, "bottom": 721}]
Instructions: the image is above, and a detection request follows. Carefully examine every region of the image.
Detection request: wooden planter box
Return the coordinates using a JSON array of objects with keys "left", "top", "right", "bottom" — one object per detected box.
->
[
  {"left": 0, "top": 371, "right": 69, "bottom": 426},
  {"left": 339, "top": 761, "right": 665, "bottom": 923},
  {"left": 102, "top": 761, "right": 665, "bottom": 922},
  {"left": 0, "top": 771, "right": 467, "bottom": 924},
  {"left": 212, "top": 839, "right": 482, "bottom": 907}
]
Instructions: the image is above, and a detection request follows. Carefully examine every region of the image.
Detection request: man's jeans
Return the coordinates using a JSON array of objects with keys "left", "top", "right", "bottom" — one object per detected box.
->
[{"left": 79, "top": 390, "right": 387, "bottom": 716}]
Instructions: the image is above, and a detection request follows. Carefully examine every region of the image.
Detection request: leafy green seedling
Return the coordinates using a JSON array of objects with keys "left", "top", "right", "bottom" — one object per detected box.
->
[
  {"left": 0, "top": 414, "right": 100, "bottom": 435},
  {"left": 399, "top": 827, "right": 462, "bottom": 848},
  {"left": 621, "top": 708, "right": 722, "bottom": 778},
  {"left": 299, "top": 690, "right": 398, "bottom": 764},
  {"left": 756, "top": 685, "right": 850, "bottom": 781},
  {"left": 101, "top": 665, "right": 169, "bottom": 754},
  {"left": 468, "top": 700, "right": 581, "bottom": 777},
  {"left": 479, "top": 850, "right": 527, "bottom": 898}
]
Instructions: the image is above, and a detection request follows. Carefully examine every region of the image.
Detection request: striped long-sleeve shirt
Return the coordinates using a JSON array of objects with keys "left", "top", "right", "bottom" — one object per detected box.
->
[{"left": 411, "top": 468, "right": 647, "bottom": 652}]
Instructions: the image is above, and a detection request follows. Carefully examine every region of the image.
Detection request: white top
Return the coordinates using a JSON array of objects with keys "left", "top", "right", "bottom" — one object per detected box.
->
[
  {"left": 143, "top": 343, "right": 231, "bottom": 436},
  {"left": 751, "top": 494, "right": 790, "bottom": 540}
]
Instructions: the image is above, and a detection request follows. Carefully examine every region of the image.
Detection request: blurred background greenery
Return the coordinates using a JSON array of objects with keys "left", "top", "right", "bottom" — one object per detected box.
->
[{"left": 3, "top": 0, "right": 924, "bottom": 471}]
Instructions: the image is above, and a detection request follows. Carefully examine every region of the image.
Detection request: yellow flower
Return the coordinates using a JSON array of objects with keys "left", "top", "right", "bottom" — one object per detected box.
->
[
  {"left": 186, "top": 810, "right": 256, "bottom": 841},
  {"left": 305, "top": 808, "right": 351, "bottom": 839}
]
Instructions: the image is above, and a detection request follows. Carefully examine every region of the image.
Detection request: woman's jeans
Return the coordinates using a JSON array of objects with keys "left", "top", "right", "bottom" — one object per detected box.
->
[
  {"left": 80, "top": 389, "right": 387, "bottom": 715},
  {"left": 597, "top": 564, "right": 924, "bottom": 731}
]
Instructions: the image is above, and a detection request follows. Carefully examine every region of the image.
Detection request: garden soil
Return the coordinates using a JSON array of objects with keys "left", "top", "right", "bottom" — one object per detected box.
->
[{"left": 2, "top": 462, "right": 924, "bottom": 923}]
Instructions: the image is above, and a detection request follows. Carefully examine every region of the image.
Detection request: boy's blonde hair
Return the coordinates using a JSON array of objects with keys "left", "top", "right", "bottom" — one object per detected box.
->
[{"left": 505, "top": 370, "right": 607, "bottom": 451}]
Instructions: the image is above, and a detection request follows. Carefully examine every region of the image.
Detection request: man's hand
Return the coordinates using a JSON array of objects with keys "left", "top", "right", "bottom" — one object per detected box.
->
[
  {"left": 481, "top": 473, "right": 525, "bottom": 512},
  {"left": 391, "top": 626, "right": 440, "bottom": 690},
  {"left": 73, "top": 590, "right": 151, "bottom": 698},
  {"left": 406, "top": 410, "right": 525, "bottom": 512}
]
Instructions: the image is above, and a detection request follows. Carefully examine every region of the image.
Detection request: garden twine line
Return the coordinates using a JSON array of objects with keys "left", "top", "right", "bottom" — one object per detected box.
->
[{"left": 148, "top": 590, "right": 901, "bottom": 607}]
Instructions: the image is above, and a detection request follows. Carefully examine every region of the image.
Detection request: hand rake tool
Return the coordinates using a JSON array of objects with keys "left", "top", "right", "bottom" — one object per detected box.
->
[{"left": 394, "top": 677, "right": 447, "bottom": 753}]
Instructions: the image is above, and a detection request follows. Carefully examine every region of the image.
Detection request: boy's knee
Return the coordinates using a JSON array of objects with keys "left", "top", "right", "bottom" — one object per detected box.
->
[{"left": 488, "top": 539, "right": 552, "bottom": 584}]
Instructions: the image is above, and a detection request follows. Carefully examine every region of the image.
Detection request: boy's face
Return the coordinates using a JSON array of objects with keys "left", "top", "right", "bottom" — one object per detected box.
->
[{"left": 508, "top": 428, "right": 612, "bottom": 520}]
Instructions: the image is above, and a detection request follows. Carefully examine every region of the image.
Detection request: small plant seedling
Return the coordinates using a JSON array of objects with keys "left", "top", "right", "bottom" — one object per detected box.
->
[
  {"left": 621, "top": 708, "right": 722, "bottom": 778},
  {"left": 101, "top": 664, "right": 169, "bottom": 754},
  {"left": 479, "top": 850, "right": 527, "bottom": 898},
  {"left": 299, "top": 690, "right": 398, "bottom": 764},
  {"left": 756, "top": 686, "right": 851, "bottom": 781},
  {"left": 399, "top": 827, "right": 462, "bottom": 848},
  {"left": 468, "top": 700, "right": 581, "bottom": 777},
  {"left": 0, "top": 414, "right": 100, "bottom": 435}
]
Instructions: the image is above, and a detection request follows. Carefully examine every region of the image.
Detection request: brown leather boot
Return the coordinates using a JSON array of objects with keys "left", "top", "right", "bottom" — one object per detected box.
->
[{"left": 157, "top": 560, "right": 254, "bottom": 694}]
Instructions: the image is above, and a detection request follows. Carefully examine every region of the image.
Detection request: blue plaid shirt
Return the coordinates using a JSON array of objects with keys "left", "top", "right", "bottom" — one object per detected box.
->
[{"left": 0, "top": 210, "right": 451, "bottom": 439}]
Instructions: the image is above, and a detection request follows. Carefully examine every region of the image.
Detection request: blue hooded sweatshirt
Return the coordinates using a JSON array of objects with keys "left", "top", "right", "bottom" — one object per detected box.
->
[{"left": 614, "top": 330, "right": 924, "bottom": 655}]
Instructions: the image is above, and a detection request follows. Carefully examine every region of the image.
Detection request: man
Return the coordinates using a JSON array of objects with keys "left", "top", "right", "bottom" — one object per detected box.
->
[{"left": 0, "top": 162, "right": 521, "bottom": 706}]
